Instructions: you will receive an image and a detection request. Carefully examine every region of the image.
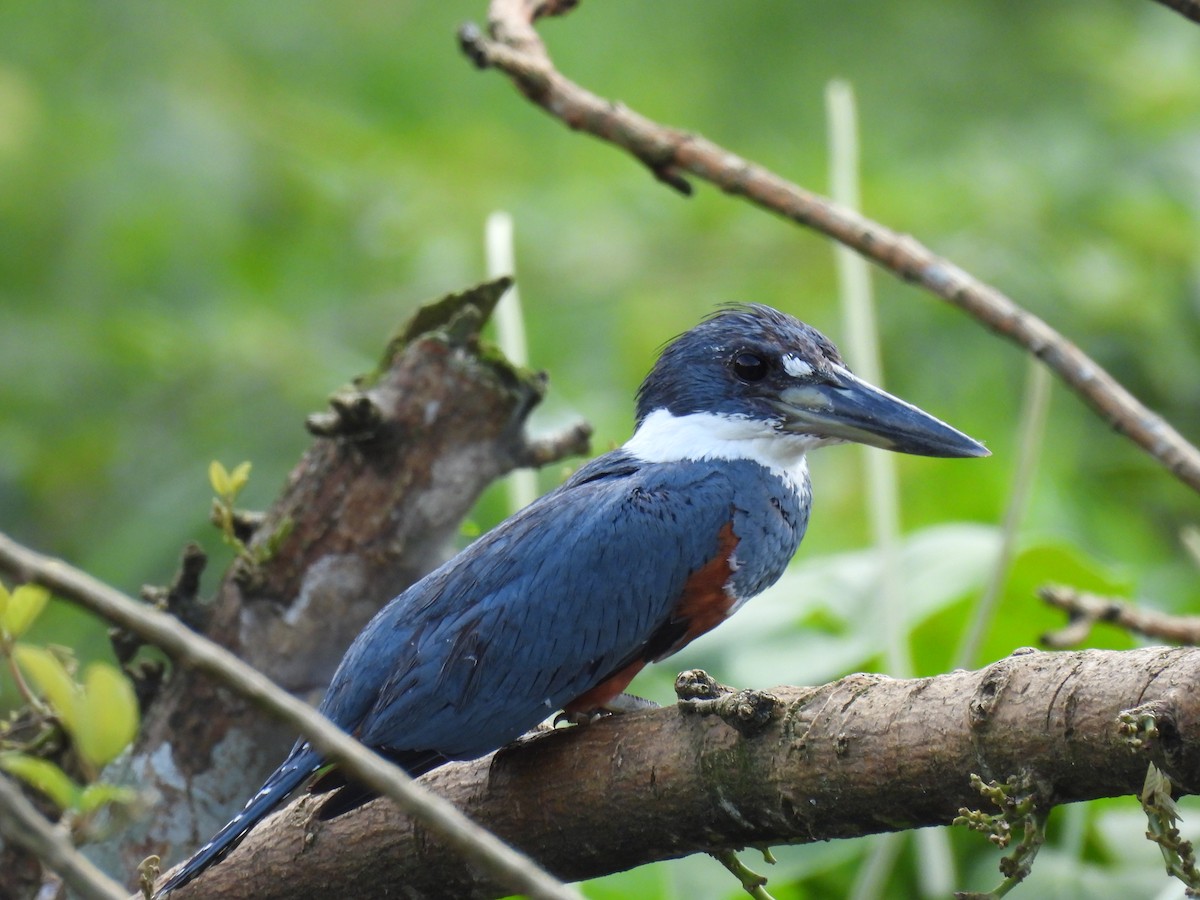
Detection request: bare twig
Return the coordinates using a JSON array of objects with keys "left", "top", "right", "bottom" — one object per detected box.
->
[
  {"left": 1040, "top": 585, "right": 1200, "bottom": 647},
  {"left": 0, "top": 773, "right": 128, "bottom": 900},
  {"left": 514, "top": 421, "right": 594, "bottom": 468},
  {"left": 0, "top": 531, "right": 581, "bottom": 900},
  {"left": 460, "top": 0, "right": 1200, "bottom": 497}
]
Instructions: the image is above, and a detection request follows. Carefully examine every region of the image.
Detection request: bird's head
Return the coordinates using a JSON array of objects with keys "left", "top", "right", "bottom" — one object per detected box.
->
[{"left": 628, "top": 304, "right": 988, "bottom": 468}]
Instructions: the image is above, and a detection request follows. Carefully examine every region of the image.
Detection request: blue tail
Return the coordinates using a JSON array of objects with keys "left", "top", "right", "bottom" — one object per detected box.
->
[{"left": 154, "top": 746, "right": 322, "bottom": 897}]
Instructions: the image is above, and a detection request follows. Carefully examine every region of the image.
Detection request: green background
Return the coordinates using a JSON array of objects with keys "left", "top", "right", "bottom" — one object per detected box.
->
[{"left": 2, "top": 1, "right": 1199, "bottom": 896}]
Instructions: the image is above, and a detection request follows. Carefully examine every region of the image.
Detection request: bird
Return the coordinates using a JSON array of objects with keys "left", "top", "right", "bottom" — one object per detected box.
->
[{"left": 153, "top": 303, "right": 987, "bottom": 895}]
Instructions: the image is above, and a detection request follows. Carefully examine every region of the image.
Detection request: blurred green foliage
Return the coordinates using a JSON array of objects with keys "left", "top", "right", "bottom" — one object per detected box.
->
[{"left": 2, "top": 0, "right": 1200, "bottom": 897}]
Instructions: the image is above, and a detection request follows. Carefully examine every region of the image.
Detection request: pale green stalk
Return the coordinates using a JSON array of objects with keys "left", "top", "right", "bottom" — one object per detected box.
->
[
  {"left": 954, "top": 359, "right": 1050, "bottom": 669},
  {"left": 848, "top": 831, "right": 904, "bottom": 900},
  {"left": 486, "top": 210, "right": 538, "bottom": 512},
  {"left": 827, "top": 78, "right": 954, "bottom": 900},
  {"left": 826, "top": 79, "right": 910, "bottom": 680}
]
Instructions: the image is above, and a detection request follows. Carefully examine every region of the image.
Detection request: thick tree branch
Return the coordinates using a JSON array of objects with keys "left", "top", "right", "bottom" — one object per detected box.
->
[
  {"left": 459, "top": 1, "right": 1200, "bottom": 497},
  {"left": 162, "top": 647, "right": 1200, "bottom": 899},
  {"left": 0, "top": 531, "right": 581, "bottom": 900},
  {"left": 1040, "top": 585, "right": 1200, "bottom": 647}
]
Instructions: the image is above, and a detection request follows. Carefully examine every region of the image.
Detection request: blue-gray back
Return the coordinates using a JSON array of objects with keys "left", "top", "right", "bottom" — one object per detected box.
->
[{"left": 318, "top": 449, "right": 810, "bottom": 761}]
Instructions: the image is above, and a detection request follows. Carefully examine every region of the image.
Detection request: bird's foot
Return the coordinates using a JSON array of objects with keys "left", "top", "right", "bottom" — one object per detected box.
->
[
  {"left": 674, "top": 668, "right": 779, "bottom": 737},
  {"left": 555, "top": 692, "right": 660, "bottom": 725}
]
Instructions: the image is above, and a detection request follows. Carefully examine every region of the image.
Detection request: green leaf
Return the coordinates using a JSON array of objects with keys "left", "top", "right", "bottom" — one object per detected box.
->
[
  {"left": 0, "top": 752, "right": 81, "bottom": 810},
  {"left": 3, "top": 584, "right": 50, "bottom": 639},
  {"left": 73, "top": 663, "right": 139, "bottom": 768},
  {"left": 78, "top": 781, "right": 138, "bottom": 814},
  {"left": 209, "top": 460, "right": 251, "bottom": 501},
  {"left": 227, "top": 461, "right": 251, "bottom": 496},
  {"left": 13, "top": 645, "right": 81, "bottom": 733},
  {"left": 991, "top": 542, "right": 1135, "bottom": 657},
  {"left": 208, "top": 460, "right": 231, "bottom": 497},
  {"left": 0, "top": 581, "right": 9, "bottom": 623},
  {"left": 12, "top": 651, "right": 139, "bottom": 768}
]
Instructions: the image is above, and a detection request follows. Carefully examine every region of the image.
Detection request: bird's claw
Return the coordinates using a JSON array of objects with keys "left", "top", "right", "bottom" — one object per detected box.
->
[
  {"left": 554, "top": 692, "right": 660, "bottom": 726},
  {"left": 604, "top": 692, "right": 660, "bottom": 713}
]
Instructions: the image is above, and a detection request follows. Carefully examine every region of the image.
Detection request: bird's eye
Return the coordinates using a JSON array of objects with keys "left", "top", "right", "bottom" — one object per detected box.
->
[{"left": 732, "top": 352, "right": 769, "bottom": 383}]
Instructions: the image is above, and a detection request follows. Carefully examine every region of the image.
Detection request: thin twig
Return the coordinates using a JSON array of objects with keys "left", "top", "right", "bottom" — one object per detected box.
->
[
  {"left": 514, "top": 421, "right": 594, "bottom": 468},
  {"left": 1040, "top": 585, "right": 1200, "bottom": 647},
  {"left": 462, "top": 0, "right": 1200, "bottom": 497},
  {"left": 0, "top": 772, "right": 129, "bottom": 900},
  {"left": 0, "top": 531, "right": 581, "bottom": 900}
]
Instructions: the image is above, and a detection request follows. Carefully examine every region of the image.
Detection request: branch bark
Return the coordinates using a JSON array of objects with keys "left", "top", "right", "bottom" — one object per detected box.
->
[
  {"left": 164, "top": 647, "right": 1200, "bottom": 899},
  {"left": 459, "top": 0, "right": 1200, "bottom": 497}
]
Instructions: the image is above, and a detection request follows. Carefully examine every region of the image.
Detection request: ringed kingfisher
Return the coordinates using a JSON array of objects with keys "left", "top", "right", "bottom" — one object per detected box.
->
[{"left": 154, "top": 303, "right": 987, "bottom": 895}]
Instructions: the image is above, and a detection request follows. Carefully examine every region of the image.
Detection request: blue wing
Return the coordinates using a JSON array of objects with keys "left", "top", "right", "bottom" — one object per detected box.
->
[{"left": 318, "top": 449, "right": 744, "bottom": 761}]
